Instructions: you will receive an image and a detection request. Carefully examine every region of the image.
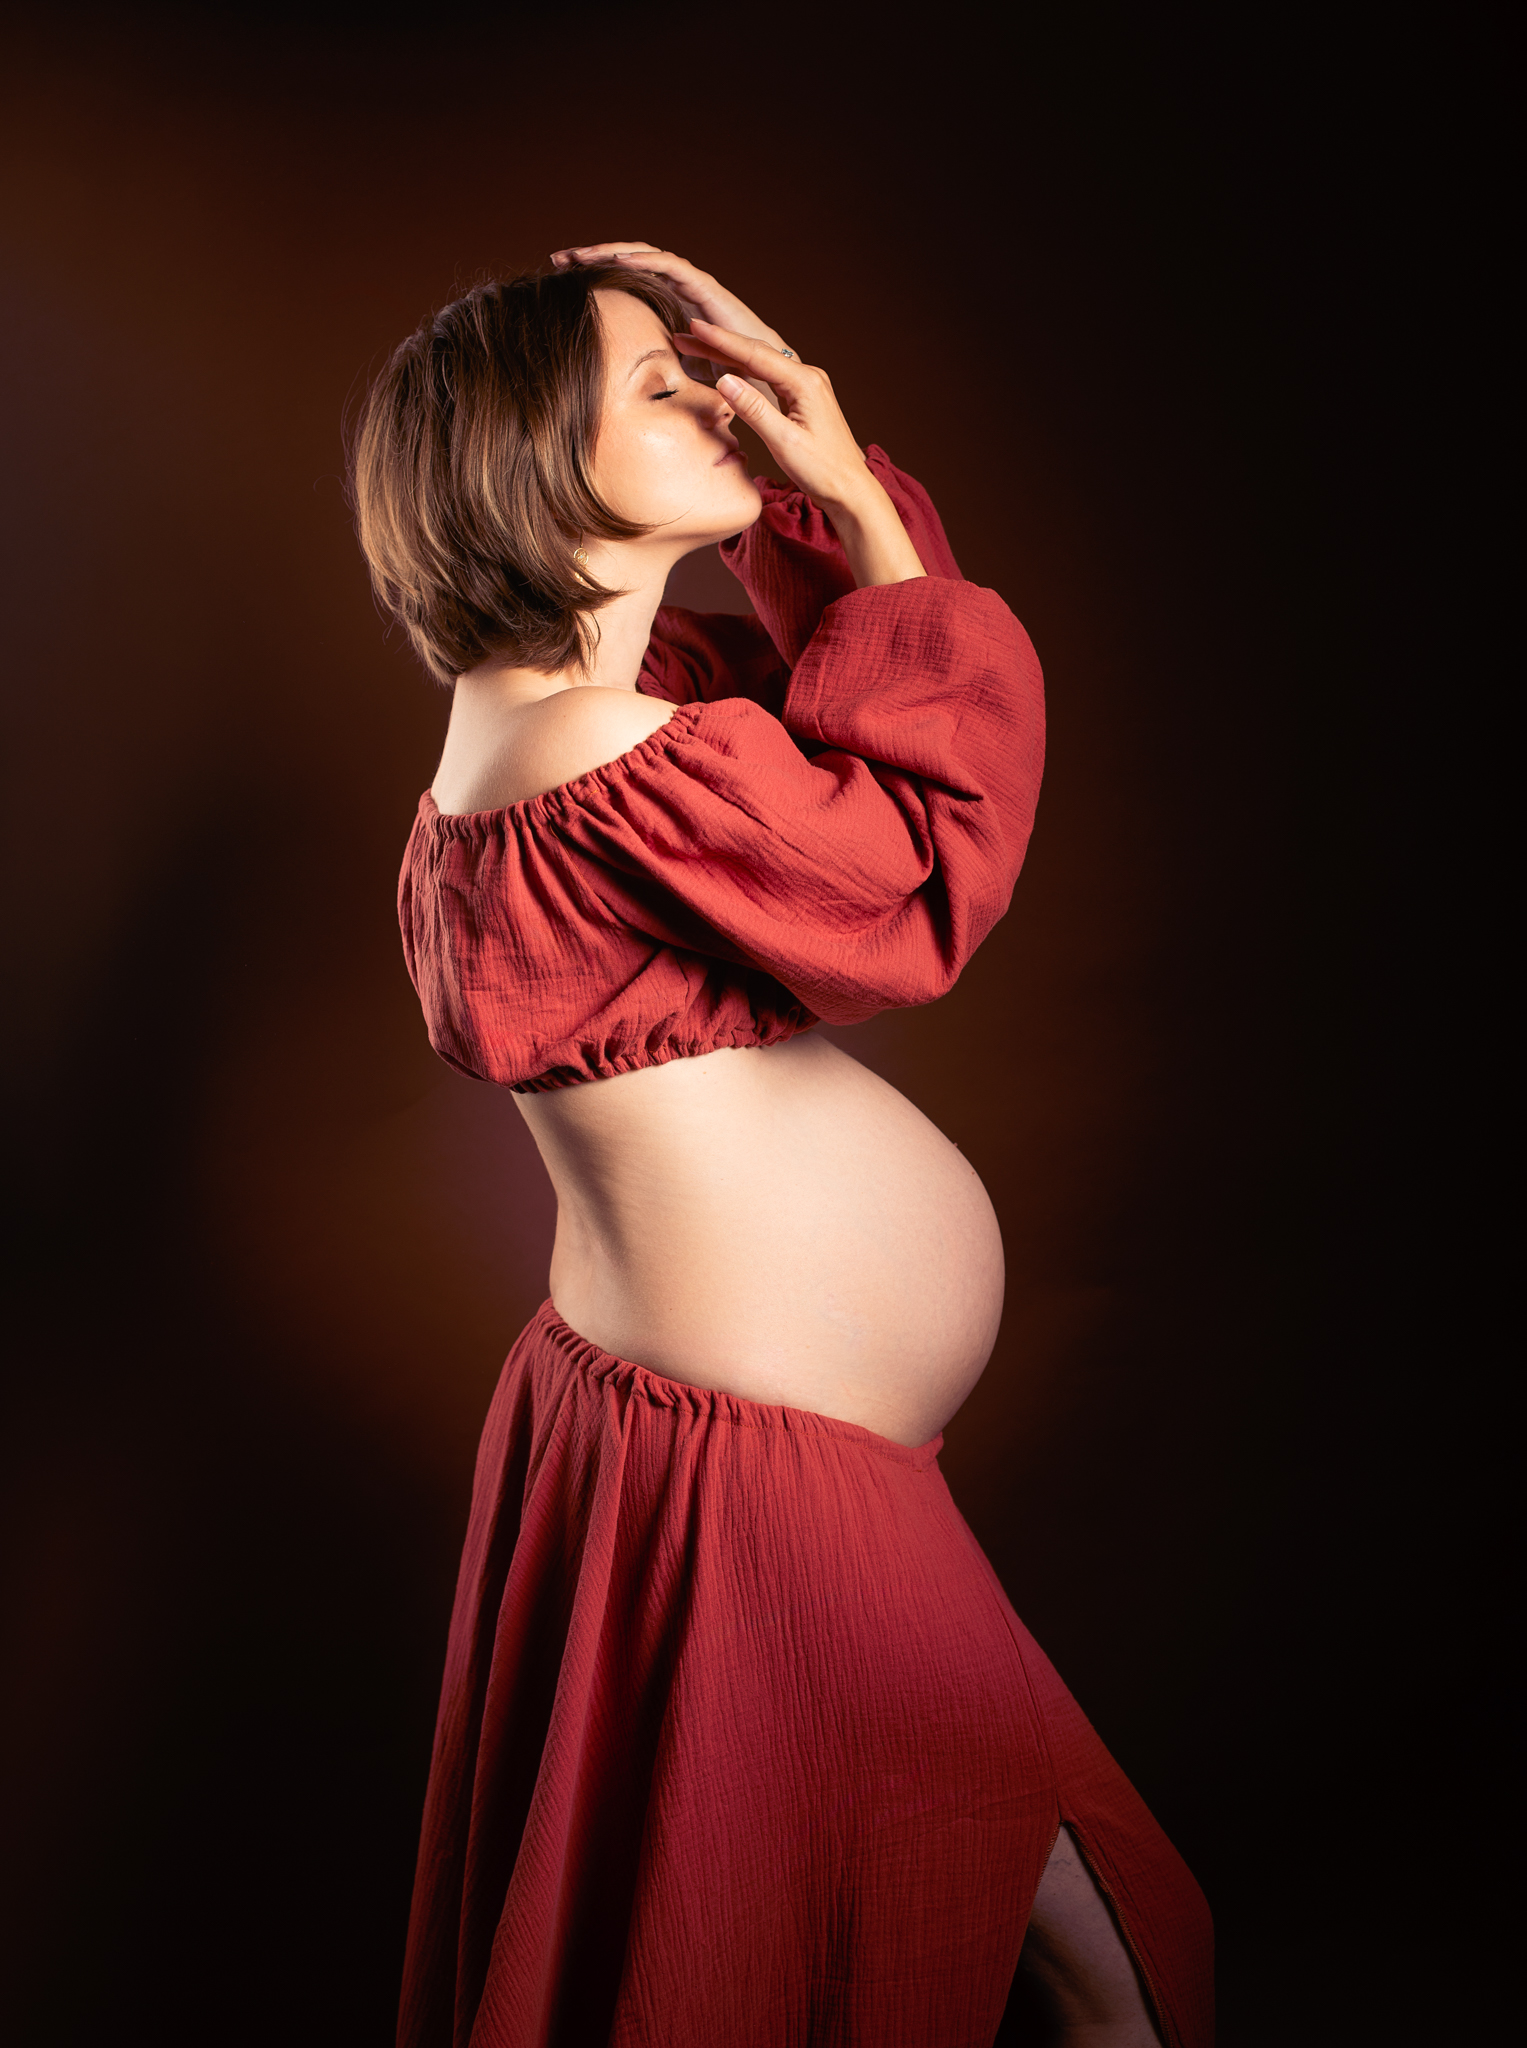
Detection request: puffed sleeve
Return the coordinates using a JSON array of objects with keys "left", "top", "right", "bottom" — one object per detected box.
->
[
  {"left": 721, "top": 444, "right": 963, "bottom": 667},
  {"left": 640, "top": 446, "right": 961, "bottom": 707},
  {"left": 541, "top": 573, "right": 1044, "bottom": 1025},
  {"left": 638, "top": 605, "right": 789, "bottom": 716}
]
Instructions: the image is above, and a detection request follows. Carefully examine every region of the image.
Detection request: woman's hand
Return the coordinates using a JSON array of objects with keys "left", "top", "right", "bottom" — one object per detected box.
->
[
  {"left": 549, "top": 242, "right": 786, "bottom": 406},
  {"left": 677, "top": 322, "right": 926, "bottom": 590}
]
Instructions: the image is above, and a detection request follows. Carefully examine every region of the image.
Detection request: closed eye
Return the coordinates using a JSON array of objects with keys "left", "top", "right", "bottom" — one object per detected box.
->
[{"left": 651, "top": 387, "right": 678, "bottom": 400}]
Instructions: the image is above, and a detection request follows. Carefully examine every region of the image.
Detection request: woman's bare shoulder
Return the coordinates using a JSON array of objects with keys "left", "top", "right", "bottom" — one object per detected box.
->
[{"left": 431, "top": 687, "right": 677, "bottom": 816}]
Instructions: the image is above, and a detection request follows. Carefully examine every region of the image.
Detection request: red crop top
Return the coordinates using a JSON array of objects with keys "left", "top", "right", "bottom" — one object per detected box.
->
[{"left": 397, "top": 449, "right": 1045, "bottom": 1094}]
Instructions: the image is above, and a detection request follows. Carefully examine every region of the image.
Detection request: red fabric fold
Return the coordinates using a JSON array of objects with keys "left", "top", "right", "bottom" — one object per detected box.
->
[{"left": 396, "top": 1307, "right": 1213, "bottom": 2048}]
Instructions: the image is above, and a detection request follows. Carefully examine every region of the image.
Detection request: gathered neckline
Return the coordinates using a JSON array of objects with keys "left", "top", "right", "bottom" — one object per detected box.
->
[{"left": 421, "top": 697, "right": 707, "bottom": 831}]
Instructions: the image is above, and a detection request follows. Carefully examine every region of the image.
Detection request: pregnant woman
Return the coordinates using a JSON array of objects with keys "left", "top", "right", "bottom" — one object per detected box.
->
[{"left": 350, "top": 244, "right": 1212, "bottom": 2048}]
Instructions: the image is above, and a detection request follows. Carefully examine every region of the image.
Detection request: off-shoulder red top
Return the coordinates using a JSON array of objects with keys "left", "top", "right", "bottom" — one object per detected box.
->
[{"left": 397, "top": 449, "right": 1045, "bottom": 1094}]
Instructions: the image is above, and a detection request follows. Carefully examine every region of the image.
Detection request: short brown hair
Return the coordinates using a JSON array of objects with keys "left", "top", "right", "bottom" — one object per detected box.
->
[{"left": 347, "top": 264, "right": 689, "bottom": 684}]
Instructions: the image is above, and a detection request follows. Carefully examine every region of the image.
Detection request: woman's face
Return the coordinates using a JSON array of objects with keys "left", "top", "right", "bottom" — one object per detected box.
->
[{"left": 588, "top": 288, "right": 762, "bottom": 552}]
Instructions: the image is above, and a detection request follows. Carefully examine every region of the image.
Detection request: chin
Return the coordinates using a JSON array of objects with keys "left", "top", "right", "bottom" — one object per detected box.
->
[
  {"left": 664, "top": 474, "right": 763, "bottom": 552},
  {"left": 724, "top": 473, "right": 765, "bottom": 530}
]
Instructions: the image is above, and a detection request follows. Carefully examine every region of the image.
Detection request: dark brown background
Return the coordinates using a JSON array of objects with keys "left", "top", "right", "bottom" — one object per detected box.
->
[{"left": 2, "top": 7, "right": 1460, "bottom": 2043}]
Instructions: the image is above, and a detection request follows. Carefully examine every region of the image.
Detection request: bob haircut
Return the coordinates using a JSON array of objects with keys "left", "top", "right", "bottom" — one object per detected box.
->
[{"left": 348, "top": 264, "right": 690, "bottom": 684}]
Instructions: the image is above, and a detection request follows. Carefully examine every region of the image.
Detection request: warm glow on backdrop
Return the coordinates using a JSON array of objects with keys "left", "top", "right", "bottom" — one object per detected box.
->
[{"left": 2, "top": 7, "right": 1424, "bottom": 2041}]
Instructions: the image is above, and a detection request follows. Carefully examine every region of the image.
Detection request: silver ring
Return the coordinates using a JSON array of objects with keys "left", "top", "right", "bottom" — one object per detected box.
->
[{"left": 780, "top": 347, "right": 796, "bottom": 360}]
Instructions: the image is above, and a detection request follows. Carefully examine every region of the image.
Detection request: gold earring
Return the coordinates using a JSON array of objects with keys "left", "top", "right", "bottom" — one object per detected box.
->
[{"left": 573, "top": 547, "right": 589, "bottom": 568}]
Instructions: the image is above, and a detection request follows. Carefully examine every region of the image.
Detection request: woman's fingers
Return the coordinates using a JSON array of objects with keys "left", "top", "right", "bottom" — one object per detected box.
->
[
  {"left": 675, "top": 322, "right": 803, "bottom": 415},
  {"left": 712, "top": 372, "right": 801, "bottom": 469},
  {"left": 567, "top": 247, "right": 724, "bottom": 320},
  {"left": 680, "top": 325, "right": 870, "bottom": 510},
  {"left": 550, "top": 241, "right": 663, "bottom": 267},
  {"left": 549, "top": 248, "right": 787, "bottom": 354},
  {"left": 676, "top": 327, "right": 801, "bottom": 414},
  {"left": 551, "top": 244, "right": 712, "bottom": 292},
  {"left": 678, "top": 320, "right": 806, "bottom": 396}
]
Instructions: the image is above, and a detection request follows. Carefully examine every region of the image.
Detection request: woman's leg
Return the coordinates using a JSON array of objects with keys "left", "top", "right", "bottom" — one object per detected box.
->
[{"left": 1009, "top": 1826, "right": 1165, "bottom": 2046}]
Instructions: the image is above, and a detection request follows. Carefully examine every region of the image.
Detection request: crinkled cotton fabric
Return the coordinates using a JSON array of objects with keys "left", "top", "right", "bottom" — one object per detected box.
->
[
  {"left": 397, "top": 451, "right": 1045, "bottom": 1093},
  {"left": 396, "top": 1309, "right": 1214, "bottom": 2048}
]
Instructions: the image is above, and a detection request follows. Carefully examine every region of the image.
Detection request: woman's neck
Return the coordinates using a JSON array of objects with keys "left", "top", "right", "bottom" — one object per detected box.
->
[
  {"left": 573, "top": 547, "right": 674, "bottom": 695},
  {"left": 460, "top": 544, "right": 677, "bottom": 707}
]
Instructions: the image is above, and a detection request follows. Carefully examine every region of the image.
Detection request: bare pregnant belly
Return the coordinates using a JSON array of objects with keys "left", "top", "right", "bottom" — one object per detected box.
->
[{"left": 515, "top": 1035, "right": 1004, "bottom": 1448}]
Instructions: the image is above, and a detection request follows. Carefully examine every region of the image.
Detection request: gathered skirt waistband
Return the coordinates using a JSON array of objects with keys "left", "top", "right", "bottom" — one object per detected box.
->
[
  {"left": 534, "top": 1302, "right": 948, "bottom": 1463},
  {"left": 396, "top": 1301, "right": 1212, "bottom": 2048}
]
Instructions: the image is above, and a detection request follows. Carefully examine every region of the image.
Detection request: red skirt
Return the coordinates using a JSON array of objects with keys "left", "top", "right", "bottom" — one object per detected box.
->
[{"left": 397, "top": 1303, "right": 1213, "bottom": 2048}]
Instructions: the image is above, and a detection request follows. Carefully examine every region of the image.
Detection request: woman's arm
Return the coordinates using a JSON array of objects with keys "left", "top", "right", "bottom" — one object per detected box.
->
[{"left": 534, "top": 580, "right": 1043, "bottom": 1027}]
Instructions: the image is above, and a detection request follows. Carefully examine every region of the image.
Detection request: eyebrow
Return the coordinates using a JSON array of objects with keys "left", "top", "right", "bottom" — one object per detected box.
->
[{"left": 625, "top": 344, "right": 676, "bottom": 381}]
